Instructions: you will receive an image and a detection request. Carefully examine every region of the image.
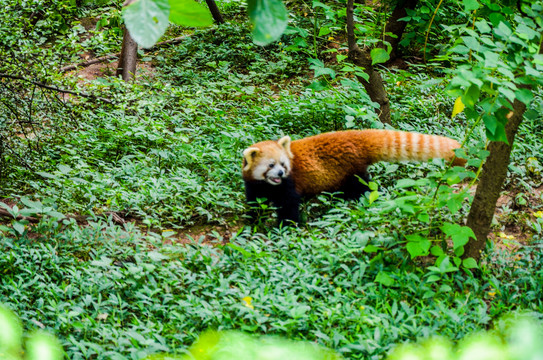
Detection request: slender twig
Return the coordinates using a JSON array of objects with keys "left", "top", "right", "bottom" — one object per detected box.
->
[{"left": 0, "top": 73, "right": 112, "bottom": 104}]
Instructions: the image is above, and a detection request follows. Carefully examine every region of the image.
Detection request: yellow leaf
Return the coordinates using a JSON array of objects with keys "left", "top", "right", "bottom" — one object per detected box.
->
[
  {"left": 452, "top": 97, "right": 465, "bottom": 119},
  {"left": 242, "top": 296, "right": 254, "bottom": 309}
]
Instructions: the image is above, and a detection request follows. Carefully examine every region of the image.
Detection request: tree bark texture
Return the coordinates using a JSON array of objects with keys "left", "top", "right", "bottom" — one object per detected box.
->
[
  {"left": 382, "top": 0, "right": 419, "bottom": 61},
  {"left": 464, "top": 99, "right": 527, "bottom": 260},
  {"left": 116, "top": 27, "right": 138, "bottom": 82},
  {"left": 346, "top": 0, "right": 391, "bottom": 124},
  {"left": 205, "top": 0, "right": 225, "bottom": 24}
]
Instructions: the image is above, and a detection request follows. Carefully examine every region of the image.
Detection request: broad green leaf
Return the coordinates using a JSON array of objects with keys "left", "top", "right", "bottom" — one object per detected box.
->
[
  {"left": 463, "top": 257, "right": 479, "bottom": 269},
  {"left": 363, "top": 244, "right": 381, "bottom": 253},
  {"left": 430, "top": 245, "right": 444, "bottom": 257},
  {"left": 462, "top": 84, "right": 480, "bottom": 107},
  {"left": 20, "top": 197, "right": 42, "bottom": 211},
  {"left": 368, "top": 191, "right": 379, "bottom": 204},
  {"left": 417, "top": 211, "right": 429, "bottom": 223},
  {"left": 484, "top": 51, "right": 499, "bottom": 68},
  {"left": 12, "top": 222, "right": 25, "bottom": 235},
  {"left": 36, "top": 171, "right": 56, "bottom": 179},
  {"left": 462, "top": 0, "right": 480, "bottom": 12},
  {"left": 58, "top": 164, "right": 72, "bottom": 174},
  {"left": 336, "top": 54, "right": 348, "bottom": 63},
  {"left": 441, "top": 223, "right": 475, "bottom": 250},
  {"left": 405, "top": 235, "right": 431, "bottom": 259},
  {"left": 370, "top": 47, "right": 390, "bottom": 65},
  {"left": 495, "top": 21, "right": 512, "bottom": 39},
  {"left": 307, "top": 79, "right": 330, "bottom": 91},
  {"left": 169, "top": 0, "right": 212, "bottom": 27},
  {"left": 248, "top": 0, "right": 288, "bottom": 46},
  {"left": 474, "top": 19, "right": 491, "bottom": 33},
  {"left": 451, "top": 97, "right": 465, "bottom": 118},
  {"left": 483, "top": 114, "right": 497, "bottom": 135},
  {"left": 515, "top": 88, "right": 534, "bottom": 105},
  {"left": 123, "top": 0, "right": 170, "bottom": 48},
  {"left": 375, "top": 271, "right": 395, "bottom": 286}
]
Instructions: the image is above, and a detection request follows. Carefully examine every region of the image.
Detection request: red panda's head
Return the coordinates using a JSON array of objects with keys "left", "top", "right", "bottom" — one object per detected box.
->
[{"left": 242, "top": 136, "right": 293, "bottom": 185}]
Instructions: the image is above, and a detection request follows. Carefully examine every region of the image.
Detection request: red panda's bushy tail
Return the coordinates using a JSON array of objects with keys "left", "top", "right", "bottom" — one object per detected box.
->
[{"left": 363, "top": 130, "right": 466, "bottom": 166}]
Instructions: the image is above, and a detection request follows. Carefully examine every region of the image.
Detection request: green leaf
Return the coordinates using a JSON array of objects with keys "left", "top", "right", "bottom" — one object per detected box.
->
[
  {"left": 248, "top": 0, "right": 288, "bottom": 46},
  {"left": 363, "top": 244, "right": 381, "bottom": 253},
  {"left": 462, "top": 257, "right": 479, "bottom": 269},
  {"left": 370, "top": 48, "right": 390, "bottom": 65},
  {"left": 169, "top": 0, "right": 212, "bottom": 27},
  {"left": 515, "top": 88, "right": 534, "bottom": 105},
  {"left": 36, "top": 171, "right": 56, "bottom": 179},
  {"left": 405, "top": 235, "right": 431, "bottom": 259},
  {"left": 495, "top": 21, "right": 512, "bottom": 39},
  {"left": 58, "top": 164, "right": 72, "bottom": 175},
  {"left": 430, "top": 245, "right": 444, "bottom": 257},
  {"left": 368, "top": 191, "right": 379, "bottom": 205},
  {"left": 123, "top": 0, "right": 170, "bottom": 49},
  {"left": 441, "top": 223, "right": 475, "bottom": 250},
  {"left": 20, "top": 197, "right": 43, "bottom": 211},
  {"left": 12, "top": 222, "right": 25, "bottom": 235},
  {"left": 375, "top": 271, "right": 394, "bottom": 286},
  {"left": 462, "top": 84, "right": 480, "bottom": 108},
  {"left": 462, "top": 0, "right": 480, "bottom": 12}
]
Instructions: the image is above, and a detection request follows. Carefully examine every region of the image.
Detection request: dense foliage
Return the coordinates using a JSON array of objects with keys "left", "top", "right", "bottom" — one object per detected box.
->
[{"left": 1, "top": 0, "right": 543, "bottom": 359}]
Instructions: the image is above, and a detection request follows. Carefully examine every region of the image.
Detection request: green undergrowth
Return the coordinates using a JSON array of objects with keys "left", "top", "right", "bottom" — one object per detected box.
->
[{"left": 1, "top": 217, "right": 543, "bottom": 359}]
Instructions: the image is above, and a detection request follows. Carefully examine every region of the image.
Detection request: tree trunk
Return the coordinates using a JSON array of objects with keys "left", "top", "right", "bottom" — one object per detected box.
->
[
  {"left": 382, "top": 0, "right": 419, "bottom": 61},
  {"left": 346, "top": 0, "right": 391, "bottom": 124},
  {"left": 116, "top": 27, "right": 138, "bottom": 82},
  {"left": 464, "top": 99, "right": 527, "bottom": 260},
  {"left": 205, "top": 0, "right": 225, "bottom": 24}
]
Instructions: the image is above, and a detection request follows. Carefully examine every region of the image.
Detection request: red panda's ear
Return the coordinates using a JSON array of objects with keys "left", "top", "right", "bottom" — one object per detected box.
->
[
  {"left": 242, "top": 147, "right": 260, "bottom": 171},
  {"left": 277, "top": 136, "right": 293, "bottom": 158}
]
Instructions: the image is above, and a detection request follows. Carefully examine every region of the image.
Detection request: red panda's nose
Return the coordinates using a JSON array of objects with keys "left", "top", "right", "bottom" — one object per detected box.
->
[{"left": 278, "top": 170, "right": 284, "bottom": 177}]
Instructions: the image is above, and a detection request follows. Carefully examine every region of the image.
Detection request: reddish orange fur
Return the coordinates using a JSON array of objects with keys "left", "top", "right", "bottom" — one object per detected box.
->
[{"left": 243, "top": 130, "right": 465, "bottom": 196}]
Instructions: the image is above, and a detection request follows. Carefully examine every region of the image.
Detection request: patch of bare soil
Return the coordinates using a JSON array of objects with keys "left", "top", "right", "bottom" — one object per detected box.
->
[
  {"left": 491, "top": 184, "right": 543, "bottom": 251},
  {"left": 69, "top": 60, "right": 156, "bottom": 82},
  {"left": 162, "top": 223, "right": 243, "bottom": 247}
]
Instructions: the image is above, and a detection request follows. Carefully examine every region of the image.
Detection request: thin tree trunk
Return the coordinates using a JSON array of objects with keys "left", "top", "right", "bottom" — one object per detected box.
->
[
  {"left": 382, "top": 0, "right": 419, "bottom": 61},
  {"left": 205, "top": 0, "right": 224, "bottom": 23},
  {"left": 116, "top": 27, "right": 138, "bottom": 81},
  {"left": 346, "top": 0, "right": 391, "bottom": 124},
  {"left": 464, "top": 99, "right": 527, "bottom": 260}
]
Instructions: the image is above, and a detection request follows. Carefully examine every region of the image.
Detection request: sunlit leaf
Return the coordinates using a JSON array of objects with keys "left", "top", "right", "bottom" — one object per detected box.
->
[
  {"left": 123, "top": 0, "right": 170, "bottom": 48},
  {"left": 452, "top": 97, "right": 465, "bottom": 118},
  {"left": 248, "top": 0, "right": 288, "bottom": 46},
  {"left": 370, "top": 47, "right": 390, "bottom": 65},
  {"left": 169, "top": 0, "right": 212, "bottom": 27}
]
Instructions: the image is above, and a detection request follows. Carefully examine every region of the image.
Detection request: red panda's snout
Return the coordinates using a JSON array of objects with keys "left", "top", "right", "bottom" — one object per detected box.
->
[{"left": 265, "top": 163, "right": 289, "bottom": 185}]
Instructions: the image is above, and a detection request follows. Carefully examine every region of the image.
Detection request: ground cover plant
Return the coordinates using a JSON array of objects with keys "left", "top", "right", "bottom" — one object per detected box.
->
[{"left": 1, "top": 0, "right": 543, "bottom": 359}]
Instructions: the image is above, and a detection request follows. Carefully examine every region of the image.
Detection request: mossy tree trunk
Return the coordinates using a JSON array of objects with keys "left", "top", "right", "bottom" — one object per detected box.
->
[
  {"left": 346, "top": 0, "right": 391, "bottom": 124},
  {"left": 464, "top": 97, "right": 528, "bottom": 260},
  {"left": 116, "top": 27, "right": 138, "bottom": 82}
]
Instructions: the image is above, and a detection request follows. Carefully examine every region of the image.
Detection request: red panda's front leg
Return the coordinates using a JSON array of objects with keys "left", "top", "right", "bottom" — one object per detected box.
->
[{"left": 244, "top": 177, "right": 301, "bottom": 225}]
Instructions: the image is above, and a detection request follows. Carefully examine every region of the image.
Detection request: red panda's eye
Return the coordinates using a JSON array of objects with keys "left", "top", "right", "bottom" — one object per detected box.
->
[{"left": 269, "top": 163, "right": 275, "bottom": 168}]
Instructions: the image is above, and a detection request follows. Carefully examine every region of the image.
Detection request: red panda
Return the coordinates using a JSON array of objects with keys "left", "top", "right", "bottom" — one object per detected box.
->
[{"left": 242, "top": 129, "right": 465, "bottom": 224}]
